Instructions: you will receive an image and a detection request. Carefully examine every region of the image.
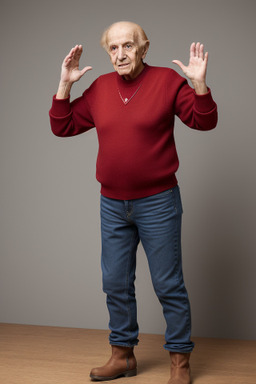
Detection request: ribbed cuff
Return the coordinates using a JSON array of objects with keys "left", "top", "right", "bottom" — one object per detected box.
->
[
  {"left": 194, "top": 89, "right": 216, "bottom": 113},
  {"left": 50, "top": 95, "right": 71, "bottom": 117}
]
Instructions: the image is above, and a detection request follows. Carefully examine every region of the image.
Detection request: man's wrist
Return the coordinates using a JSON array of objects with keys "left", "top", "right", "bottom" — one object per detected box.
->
[
  {"left": 192, "top": 80, "right": 208, "bottom": 95},
  {"left": 56, "top": 81, "right": 73, "bottom": 99}
]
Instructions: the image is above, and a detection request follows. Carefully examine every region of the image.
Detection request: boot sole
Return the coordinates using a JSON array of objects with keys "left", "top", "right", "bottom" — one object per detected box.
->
[{"left": 90, "top": 368, "right": 137, "bottom": 381}]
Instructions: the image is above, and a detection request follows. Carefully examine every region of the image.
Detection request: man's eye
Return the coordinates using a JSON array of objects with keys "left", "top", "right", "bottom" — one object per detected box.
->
[
  {"left": 111, "top": 46, "right": 117, "bottom": 52},
  {"left": 126, "top": 44, "right": 132, "bottom": 49}
]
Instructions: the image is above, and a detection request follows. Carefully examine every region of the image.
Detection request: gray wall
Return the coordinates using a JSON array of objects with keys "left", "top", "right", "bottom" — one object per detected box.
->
[{"left": 1, "top": 0, "right": 255, "bottom": 340}]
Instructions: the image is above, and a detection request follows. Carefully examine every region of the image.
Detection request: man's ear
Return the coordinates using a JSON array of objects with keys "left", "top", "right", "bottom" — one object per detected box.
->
[{"left": 141, "top": 41, "right": 150, "bottom": 59}]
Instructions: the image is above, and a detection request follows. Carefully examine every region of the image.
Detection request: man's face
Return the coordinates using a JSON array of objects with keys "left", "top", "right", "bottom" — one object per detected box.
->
[{"left": 107, "top": 23, "right": 147, "bottom": 80}]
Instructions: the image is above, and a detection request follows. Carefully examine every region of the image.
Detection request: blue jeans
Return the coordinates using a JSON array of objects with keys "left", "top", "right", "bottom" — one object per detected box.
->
[{"left": 100, "top": 186, "right": 194, "bottom": 353}]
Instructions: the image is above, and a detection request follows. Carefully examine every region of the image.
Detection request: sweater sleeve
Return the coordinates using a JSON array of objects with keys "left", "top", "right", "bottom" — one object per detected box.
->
[
  {"left": 49, "top": 90, "right": 95, "bottom": 137},
  {"left": 173, "top": 74, "right": 218, "bottom": 131}
]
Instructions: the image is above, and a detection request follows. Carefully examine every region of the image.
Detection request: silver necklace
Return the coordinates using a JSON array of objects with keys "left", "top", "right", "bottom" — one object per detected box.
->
[{"left": 118, "top": 84, "right": 142, "bottom": 105}]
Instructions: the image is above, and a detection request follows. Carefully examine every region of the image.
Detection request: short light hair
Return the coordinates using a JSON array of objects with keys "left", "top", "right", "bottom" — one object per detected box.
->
[{"left": 100, "top": 21, "right": 149, "bottom": 52}]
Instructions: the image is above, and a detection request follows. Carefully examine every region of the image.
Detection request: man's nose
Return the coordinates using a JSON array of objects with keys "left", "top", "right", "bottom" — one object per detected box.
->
[{"left": 117, "top": 46, "right": 126, "bottom": 60}]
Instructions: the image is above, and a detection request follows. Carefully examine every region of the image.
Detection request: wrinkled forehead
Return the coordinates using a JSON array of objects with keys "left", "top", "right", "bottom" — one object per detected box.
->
[{"left": 107, "top": 23, "right": 139, "bottom": 47}]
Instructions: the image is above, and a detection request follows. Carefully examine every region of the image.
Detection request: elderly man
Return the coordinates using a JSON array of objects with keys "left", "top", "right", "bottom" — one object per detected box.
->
[{"left": 49, "top": 21, "right": 217, "bottom": 384}]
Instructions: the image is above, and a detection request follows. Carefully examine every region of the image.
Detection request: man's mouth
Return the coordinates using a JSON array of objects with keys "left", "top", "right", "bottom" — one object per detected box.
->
[{"left": 118, "top": 63, "right": 129, "bottom": 68}]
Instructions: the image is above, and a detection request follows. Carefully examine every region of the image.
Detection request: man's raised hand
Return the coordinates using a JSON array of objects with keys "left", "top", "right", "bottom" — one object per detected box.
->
[
  {"left": 57, "top": 45, "right": 92, "bottom": 99},
  {"left": 172, "top": 42, "right": 208, "bottom": 94}
]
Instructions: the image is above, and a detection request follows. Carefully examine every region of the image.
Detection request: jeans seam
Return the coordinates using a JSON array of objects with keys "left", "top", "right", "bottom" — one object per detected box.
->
[
  {"left": 171, "top": 200, "right": 192, "bottom": 346},
  {"left": 173, "top": 210, "right": 191, "bottom": 342},
  {"left": 125, "top": 226, "right": 138, "bottom": 342}
]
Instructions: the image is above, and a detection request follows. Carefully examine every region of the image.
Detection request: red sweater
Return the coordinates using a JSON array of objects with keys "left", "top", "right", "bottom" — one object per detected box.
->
[{"left": 49, "top": 64, "right": 217, "bottom": 199}]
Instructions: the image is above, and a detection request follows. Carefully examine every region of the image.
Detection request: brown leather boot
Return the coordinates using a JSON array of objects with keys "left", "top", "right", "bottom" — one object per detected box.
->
[
  {"left": 167, "top": 353, "right": 191, "bottom": 384},
  {"left": 90, "top": 345, "right": 137, "bottom": 381}
]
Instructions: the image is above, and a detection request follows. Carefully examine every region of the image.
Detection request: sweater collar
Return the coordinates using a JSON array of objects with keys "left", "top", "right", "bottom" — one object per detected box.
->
[{"left": 116, "top": 63, "right": 150, "bottom": 88}]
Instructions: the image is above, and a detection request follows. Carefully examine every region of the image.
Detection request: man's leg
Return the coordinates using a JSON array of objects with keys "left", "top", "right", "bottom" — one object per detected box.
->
[
  {"left": 100, "top": 194, "right": 140, "bottom": 347},
  {"left": 134, "top": 186, "right": 193, "bottom": 383},
  {"left": 90, "top": 195, "right": 139, "bottom": 381},
  {"left": 134, "top": 186, "right": 194, "bottom": 353}
]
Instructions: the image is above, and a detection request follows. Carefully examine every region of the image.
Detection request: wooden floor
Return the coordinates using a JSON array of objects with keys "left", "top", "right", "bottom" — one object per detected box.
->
[{"left": 0, "top": 324, "right": 255, "bottom": 384}]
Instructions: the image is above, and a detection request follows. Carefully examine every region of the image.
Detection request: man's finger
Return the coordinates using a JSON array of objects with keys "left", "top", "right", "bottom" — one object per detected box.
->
[
  {"left": 80, "top": 66, "right": 93, "bottom": 76},
  {"left": 172, "top": 60, "right": 186, "bottom": 72}
]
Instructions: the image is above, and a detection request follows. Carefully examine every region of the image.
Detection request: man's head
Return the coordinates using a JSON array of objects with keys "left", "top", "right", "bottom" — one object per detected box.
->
[{"left": 101, "top": 21, "right": 150, "bottom": 80}]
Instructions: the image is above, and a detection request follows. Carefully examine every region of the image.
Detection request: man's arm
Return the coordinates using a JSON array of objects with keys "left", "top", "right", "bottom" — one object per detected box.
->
[
  {"left": 56, "top": 45, "right": 92, "bottom": 99},
  {"left": 49, "top": 45, "right": 94, "bottom": 137},
  {"left": 172, "top": 42, "right": 208, "bottom": 95}
]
